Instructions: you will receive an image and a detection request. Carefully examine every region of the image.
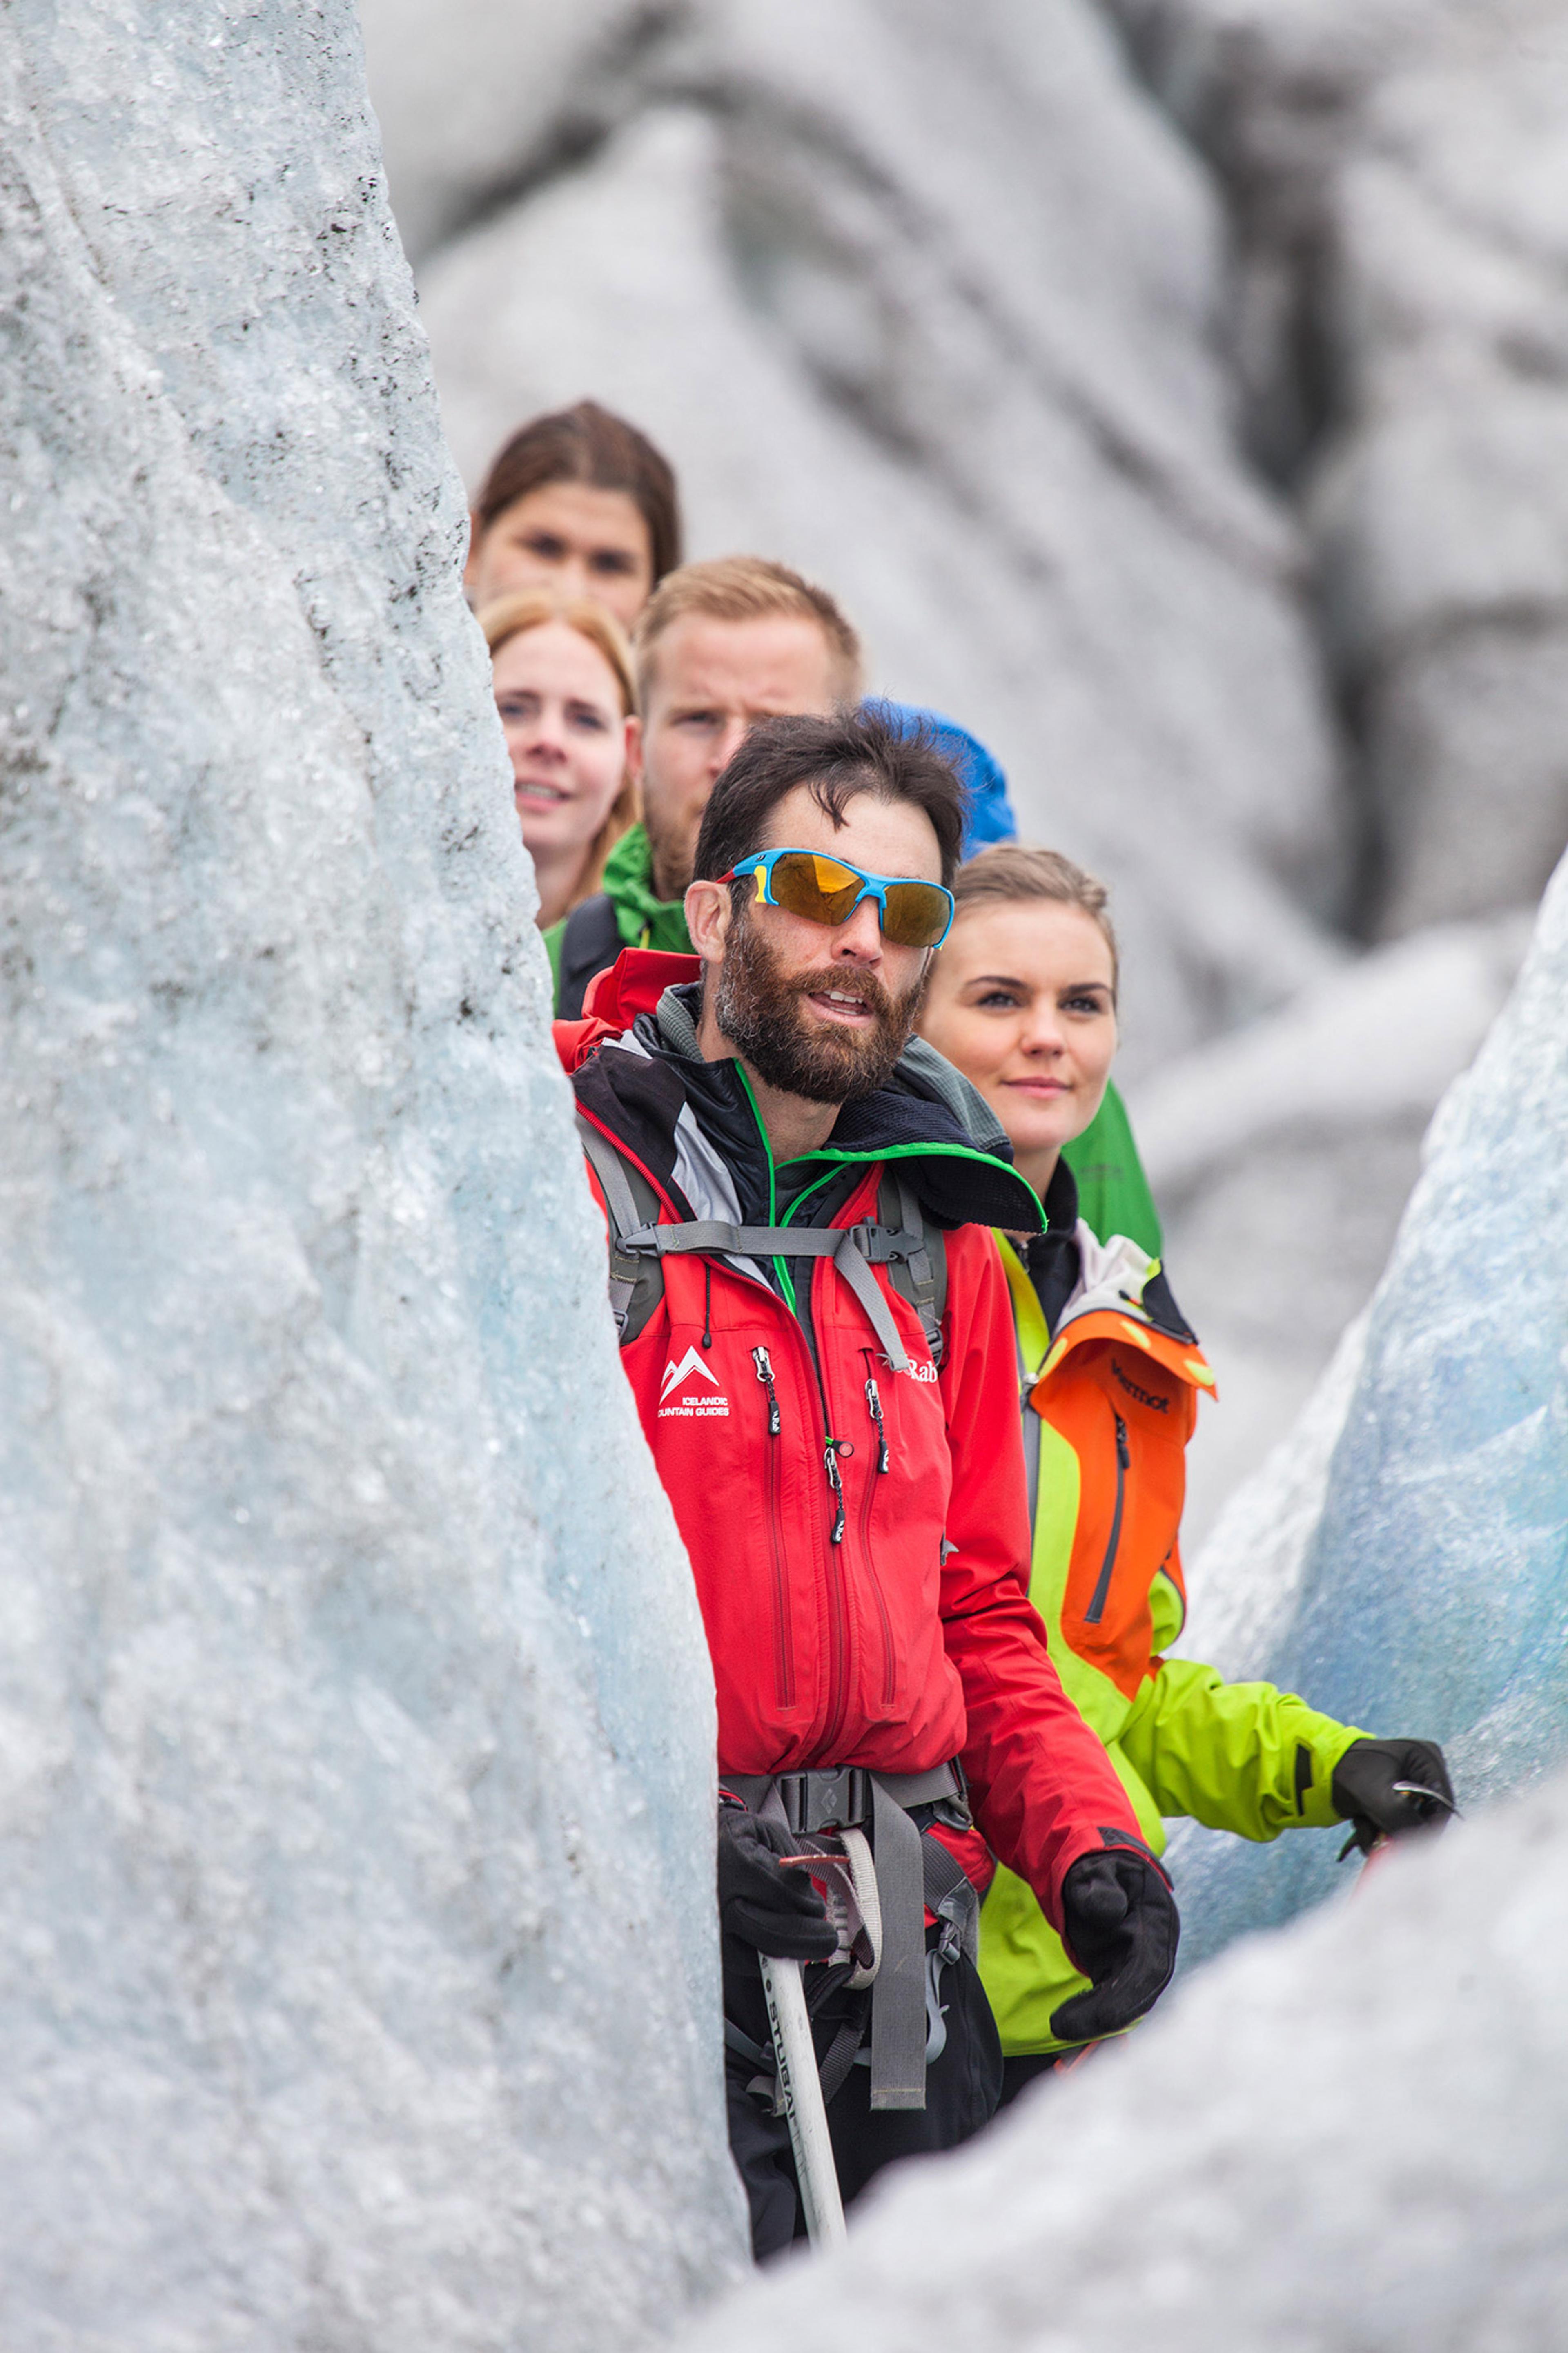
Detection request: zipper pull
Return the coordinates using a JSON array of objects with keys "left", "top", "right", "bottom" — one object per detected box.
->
[
  {"left": 752, "top": 1345, "right": 781, "bottom": 1437},
  {"left": 823, "top": 1441, "right": 846, "bottom": 1545},
  {"left": 1114, "top": 1412, "right": 1130, "bottom": 1470},
  {"left": 864, "top": 1374, "right": 890, "bottom": 1474}
]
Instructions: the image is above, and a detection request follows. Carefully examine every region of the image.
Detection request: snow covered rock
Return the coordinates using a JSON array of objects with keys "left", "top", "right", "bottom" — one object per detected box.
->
[
  {"left": 0, "top": 5, "right": 742, "bottom": 2343},
  {"left": 374, "top": 0, "right": 1346, "bottom": 1073},
  {"left": 1167, "top": 846, "right": 1568, "bottom": 1964},
  {"left": 679, "top": 1766, "right": 1568, "bottom": 2353},
  {"left": 1112, "top": 0, "right": 1568, "bottom": 937},
  {"left": 1129, "top": 910, "right": 1530, "bottom": 1543}
]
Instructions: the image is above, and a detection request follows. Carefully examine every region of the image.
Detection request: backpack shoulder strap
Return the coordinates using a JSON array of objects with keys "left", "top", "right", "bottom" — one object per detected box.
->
[
  {"left": 875, "top": 1169, "right": 947, "bottom": 1367},
  {"left": 557, "top": 894, "right": 624, "bottom": 1019},
  {"left": 576, "top": 1113, "right": 667, "bottom": 1345},
  {"left": 577, "top": 1125, "right": 948, "bottom": 1365}
]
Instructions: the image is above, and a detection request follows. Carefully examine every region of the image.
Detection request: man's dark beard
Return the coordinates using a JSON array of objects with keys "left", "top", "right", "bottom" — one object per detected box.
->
[{"left": 713, "top": 906, "right": 928, "bottom": 1104}]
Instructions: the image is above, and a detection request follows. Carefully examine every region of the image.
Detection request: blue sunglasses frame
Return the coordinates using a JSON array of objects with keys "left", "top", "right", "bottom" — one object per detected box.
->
[{"left": 721, "top": 848, "right": 956, "bottom": 948}]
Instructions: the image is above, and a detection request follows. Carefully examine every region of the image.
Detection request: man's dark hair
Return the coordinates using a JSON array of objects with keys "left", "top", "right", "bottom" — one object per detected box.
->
[
  {"left": 474, "top": 400, "right": 682, "bottom": 585},
  {"left": 692, "top": 708, "right": 967, "bottom": 890}
]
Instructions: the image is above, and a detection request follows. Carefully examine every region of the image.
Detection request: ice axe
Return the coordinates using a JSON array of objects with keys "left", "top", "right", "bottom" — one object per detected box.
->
[{"left": 758, "top": 1952, "right": 847, "bottom": 2248}]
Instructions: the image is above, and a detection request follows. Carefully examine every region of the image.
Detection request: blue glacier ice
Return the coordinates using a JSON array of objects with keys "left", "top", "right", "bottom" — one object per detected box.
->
[
  {"left": 0, "top": 3, "right": 742, "bottom": 2344},
  {"left": 1167, "top": 845, "right": 1568, "bottom": 1966}
]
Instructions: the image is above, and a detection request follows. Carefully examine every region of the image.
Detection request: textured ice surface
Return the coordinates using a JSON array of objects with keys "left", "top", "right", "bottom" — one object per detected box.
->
[
  {"left": 679, "top": 1769, "right": 1568, "bottom": 2353},
  {"left": 1114, "top": 0, "right": 1568, "bottom": 935},
  {"left": 0, "top": 6, "right": 742, "bottom": 2344},
  {"left": 1168, "top": 848, "right": 1568, "bottom": 1966},
  {"left": 1129, "top": 912, "right": 1530, "bottom": 1543}
]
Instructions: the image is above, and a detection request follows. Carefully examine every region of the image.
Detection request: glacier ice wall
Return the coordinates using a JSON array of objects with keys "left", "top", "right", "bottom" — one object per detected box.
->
[
  {"left": 679, "top": 1769, "right": 1568, "bottom": 2353},
  {"left": 1128, "top": 911, "right": 1529, "bottom": 1547},
  {"left": 0, "top": 5, "right": 743, "bottom": 2344},
  {"left": 1113, "top": 0, "right": 1568, "bottom": 939},
  {"left": 1167, "top": 845, "right": 1568, "bottom": 1965},
  {"left": 371, "top": 0, "right": 1346, "bottom": 1076}
]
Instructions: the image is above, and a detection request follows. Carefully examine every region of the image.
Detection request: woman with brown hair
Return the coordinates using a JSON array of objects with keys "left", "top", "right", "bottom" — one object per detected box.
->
[
  {"left": 481, "top": 590, "right": 639, "bottom": 931},
  {"left": 465, "top": 400, "right": 681, "bottom": 629}
]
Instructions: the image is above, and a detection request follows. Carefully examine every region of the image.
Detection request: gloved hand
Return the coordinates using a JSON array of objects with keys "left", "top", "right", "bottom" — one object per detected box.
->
[
  {"left": 717, "top": 1805, "right": 839, "bottom": 1963},
  {"left": 1049, "top": 1845, "right": 1179, "bottom": 2045},
  {"left": 1332, "top": 1737, "right": 1456, "bottom": 1856}
]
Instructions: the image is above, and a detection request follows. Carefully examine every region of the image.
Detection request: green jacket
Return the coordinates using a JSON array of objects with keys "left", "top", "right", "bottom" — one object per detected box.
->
[
  {"left": 545, "top": 822, "right": 1163, "bottom": 1253},
  {"left": 978, "top": 1230, "right": 1366, "bottom": 2056},
  {"left": 543, "top": 823, "right": 692, "bottom": 1004}
]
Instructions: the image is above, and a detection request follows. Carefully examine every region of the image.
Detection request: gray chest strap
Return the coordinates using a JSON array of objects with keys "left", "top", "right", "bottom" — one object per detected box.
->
[
  {"left": 628, "top": 1217, "right": 915, "bottom": 1369},
  {"left": 579, "top": 1115, "right": 938, "bottom": 1372}
]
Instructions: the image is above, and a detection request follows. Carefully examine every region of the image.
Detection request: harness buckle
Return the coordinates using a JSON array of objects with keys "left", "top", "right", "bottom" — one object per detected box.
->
[{"left": 776, "top": 1766, "right": 872, "bottom": 1835}]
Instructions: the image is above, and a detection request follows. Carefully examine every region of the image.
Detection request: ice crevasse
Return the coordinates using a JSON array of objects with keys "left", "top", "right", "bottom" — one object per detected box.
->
[
  {"left": 678, "top": 848, "right": 1568, "bottom": 2345},
  {"left": 0, "top": 3, "right": 744, "bottom": 2346}
]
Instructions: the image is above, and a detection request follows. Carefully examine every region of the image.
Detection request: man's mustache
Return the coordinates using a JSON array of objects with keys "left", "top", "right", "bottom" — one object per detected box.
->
[{"left": 783, "top": 968, "right": 897, "bottom": 1019}]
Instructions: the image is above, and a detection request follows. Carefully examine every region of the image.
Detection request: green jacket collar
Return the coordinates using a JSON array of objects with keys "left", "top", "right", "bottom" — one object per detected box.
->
[{"left": 603, "top": 823, "right": 693, "bottom": 955}]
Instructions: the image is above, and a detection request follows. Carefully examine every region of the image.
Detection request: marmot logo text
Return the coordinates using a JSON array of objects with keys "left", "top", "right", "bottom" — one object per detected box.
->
[{"left": 1111, "top": 1358, "right": 1168, "bottom": 1413}]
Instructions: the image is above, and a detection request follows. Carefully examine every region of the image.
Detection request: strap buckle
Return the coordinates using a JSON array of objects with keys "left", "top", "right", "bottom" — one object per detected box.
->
[{"left": 775, "top": 1766, "right": 872, "bottom": 1835}]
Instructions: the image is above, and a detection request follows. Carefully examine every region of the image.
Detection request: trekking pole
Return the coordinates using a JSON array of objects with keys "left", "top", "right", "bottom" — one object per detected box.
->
[{"left": 758, "top": 1953, "right": 848, "bottom": 2248}]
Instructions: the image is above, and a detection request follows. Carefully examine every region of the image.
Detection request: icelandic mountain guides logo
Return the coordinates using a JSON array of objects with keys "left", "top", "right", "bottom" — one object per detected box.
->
[{"left": 658, "top": 1345, "right": 731, "bottom": 1419}]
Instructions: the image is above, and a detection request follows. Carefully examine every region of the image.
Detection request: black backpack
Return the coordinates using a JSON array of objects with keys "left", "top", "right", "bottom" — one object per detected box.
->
[{"left": 557, "top": 896, "right": 623, "bottom": 1021}]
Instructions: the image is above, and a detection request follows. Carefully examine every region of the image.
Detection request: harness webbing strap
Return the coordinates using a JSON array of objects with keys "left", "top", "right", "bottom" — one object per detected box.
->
[
  {"left": 1021, "top": 1404, "right": 1042, "bottom": 1532},
  {"left": 735, "top": 1763, "right": 962, "bottom": 2115},
  {"left": 892, "top": 1172, "right": 941, "bottom": 1359},
  {"left": 1014, "top": 1314, "right": 1044, "bottom": 1534},
  {"left": 721, "top": 1760, "right": 963, "bottom": 1827},
  {"left": 577, "top": 1116, "right": 655, "bottom": 1335},
  {"left": 868, "top": 1776, "right": 929, "bottom": 2112},
  {"left": 618, "top": 1218, "right": 913, "bottom": 1372},
  {"left": 578, "top": 1117, "right": 947, "bottom": 1365}
]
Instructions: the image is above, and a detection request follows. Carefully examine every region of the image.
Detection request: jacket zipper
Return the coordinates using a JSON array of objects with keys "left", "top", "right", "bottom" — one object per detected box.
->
[
  {"left": 1084, "top": 1410, "right": 1130, "bottom": 1624},
  {"left": 752, "top": 1343, "right": 781, "bottom": 1436},
  {"left": 860, "top": 1357, "right": 897, "bottom": 1708},
  {"left": 823, "top": 1439, "right": 847, "bottom": 1545},
  {"left": 752, "top": 1346, "right": 794, "bottom": 1708},
  {"left": 863, "top": 1366, "right": 891, "bottom": 1474},
  {"left": 769, "top": 1156, "right": 889, "bottom": 1759},
  {"left": 773, "top": 1186, "right": 861, "bottom": 1761}
]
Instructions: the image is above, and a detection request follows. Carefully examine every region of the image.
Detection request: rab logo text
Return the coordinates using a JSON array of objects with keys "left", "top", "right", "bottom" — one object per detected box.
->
[
  {"left": 659, "top": 1345, "right": 731, "bottom": 1420},
  {"left": 902, "top": 1359, "right": 939, "bottom": 1385}
]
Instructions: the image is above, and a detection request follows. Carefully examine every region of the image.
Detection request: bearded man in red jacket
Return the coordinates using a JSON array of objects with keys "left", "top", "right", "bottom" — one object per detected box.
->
[{"left": 561, "top": 706, "right": 1178, "bottom": 2254}]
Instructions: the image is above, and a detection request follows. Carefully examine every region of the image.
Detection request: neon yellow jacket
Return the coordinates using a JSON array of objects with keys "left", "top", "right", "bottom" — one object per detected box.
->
[{"left": 978, "top": 1229, "right": 1367, "bottom": 2055}]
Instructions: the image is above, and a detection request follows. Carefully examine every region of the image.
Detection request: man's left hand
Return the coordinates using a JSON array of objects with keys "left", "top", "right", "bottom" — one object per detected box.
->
[{"left": 1050, "top": 1847, "right": 1179, "bottom": 2045}]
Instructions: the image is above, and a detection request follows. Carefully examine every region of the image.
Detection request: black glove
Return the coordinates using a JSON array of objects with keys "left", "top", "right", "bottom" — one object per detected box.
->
[
  {"left": 1049, "top": 1844, "right": 1179, "bottom": 2045},
  {"left": 717, "top": 1805, "right": 839, "bottom": 1963},
  {"left": 1332, "top": 1737, "right": 1456, "bottom": 1856}
]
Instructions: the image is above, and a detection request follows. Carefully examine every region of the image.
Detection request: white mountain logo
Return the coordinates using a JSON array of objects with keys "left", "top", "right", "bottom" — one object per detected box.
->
[{"left": 660, "top": 1345, "right": 723, "bottom": 1402}]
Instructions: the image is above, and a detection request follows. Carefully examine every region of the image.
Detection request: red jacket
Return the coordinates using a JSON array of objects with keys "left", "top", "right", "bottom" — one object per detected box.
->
[{"left": 561, "top": 953, "right": 1147, "bottom": 1931}]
